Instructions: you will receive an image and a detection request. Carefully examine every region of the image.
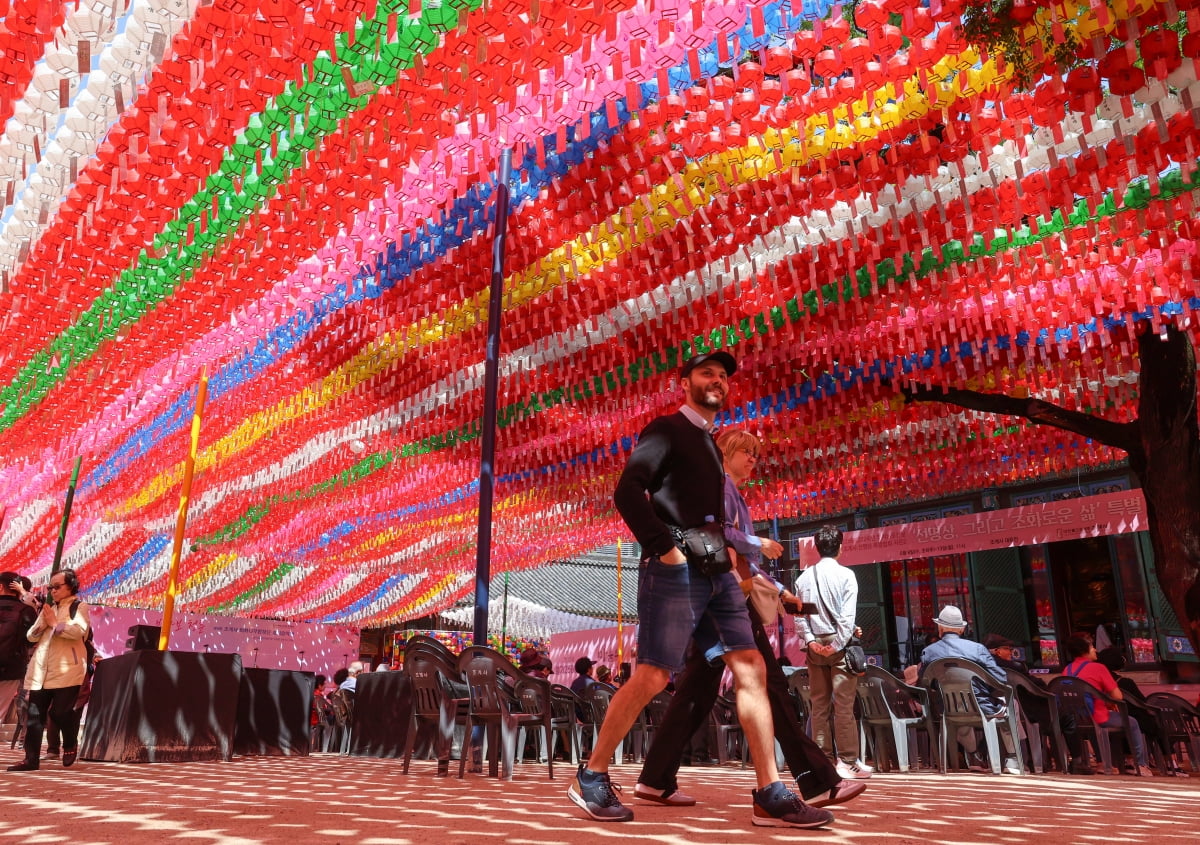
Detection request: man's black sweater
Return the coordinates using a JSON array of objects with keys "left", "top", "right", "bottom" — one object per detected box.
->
[{"left": 613, "top": 411, "right": 726, "bottom": 558}]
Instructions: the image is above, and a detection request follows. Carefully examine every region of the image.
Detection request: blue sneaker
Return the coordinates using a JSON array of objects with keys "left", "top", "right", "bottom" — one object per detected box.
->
[
  {"left": 568, "top": 765, "right": 634, "bottom": 821},
  {"left": 752, "top": 781, "right": 833, "bottom": 828}
]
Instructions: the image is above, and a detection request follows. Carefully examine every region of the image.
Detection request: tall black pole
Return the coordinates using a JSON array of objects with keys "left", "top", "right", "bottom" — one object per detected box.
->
[
  {"left": 473, "top": 148, "right": 513, "bottom": 645},
  {"left": 51, "top": 457, "right": 83, "bottom": 575}
]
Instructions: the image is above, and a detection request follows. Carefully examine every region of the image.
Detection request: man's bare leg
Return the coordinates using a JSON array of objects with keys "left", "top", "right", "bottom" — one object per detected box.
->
[
  {"left": 724, "top": 649, "right": 783, "bottom": 789},
  {"left": 586, "top": 664, "right": 669, "bottom": 772}
]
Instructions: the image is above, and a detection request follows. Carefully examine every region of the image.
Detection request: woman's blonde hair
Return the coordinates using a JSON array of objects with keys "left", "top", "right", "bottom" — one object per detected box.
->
[{"left": 716, "top": 428, "right": 759, "bottom": 458}]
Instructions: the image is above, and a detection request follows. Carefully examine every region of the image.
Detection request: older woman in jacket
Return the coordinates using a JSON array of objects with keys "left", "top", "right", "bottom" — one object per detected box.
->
[{"left": 8, "top": 568, "right": 90, "bottom": 771}]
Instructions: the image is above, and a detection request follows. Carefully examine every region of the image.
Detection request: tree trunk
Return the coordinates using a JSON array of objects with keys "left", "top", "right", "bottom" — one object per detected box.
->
[
  {"left": 903, "top": 325, "right": 1200, "bottom": 659},
  {"left": 1132, "top": 327, "right": 1200, "bottom": 657}
]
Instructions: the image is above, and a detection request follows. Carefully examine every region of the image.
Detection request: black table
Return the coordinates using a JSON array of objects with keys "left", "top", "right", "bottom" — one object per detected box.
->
[
  {"left": 234, "top": 667, "right": 314, "bottom": 756},
  {"left": 347, "top": 670, "right": 412, "bottom": 758},
  {"left": 81, "top": 650, "right": 241, "bottom": 763}
]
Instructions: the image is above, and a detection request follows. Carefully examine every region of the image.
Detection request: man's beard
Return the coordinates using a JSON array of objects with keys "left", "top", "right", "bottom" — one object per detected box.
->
[{"left": 689, "top": 380, "right": 725, "bottom": 410}]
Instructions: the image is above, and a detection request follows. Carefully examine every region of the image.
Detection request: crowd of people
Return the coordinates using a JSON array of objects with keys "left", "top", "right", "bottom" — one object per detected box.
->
[
  {"left": 558, "top": 349, "right": 1191, "bottom": 830},
  {"left": 0, "top": 347, "right": 1192, "bottom": 831}
]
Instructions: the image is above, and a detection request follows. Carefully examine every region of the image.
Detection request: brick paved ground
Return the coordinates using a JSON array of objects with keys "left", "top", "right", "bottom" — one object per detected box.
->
[{"left": 3, "top": 746, "right": 1198, "bottom": 844}]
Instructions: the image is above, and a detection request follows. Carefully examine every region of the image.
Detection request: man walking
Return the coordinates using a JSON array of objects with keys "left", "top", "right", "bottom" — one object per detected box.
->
[
  {"left": 633, "top": 430, "right": 865, "bottom": 811},
  {"left": 795, "top": 525, "right": 871, "bottom": 780},
  {"left": 567, "top": 351, "right": 832, "bottom": 828}
]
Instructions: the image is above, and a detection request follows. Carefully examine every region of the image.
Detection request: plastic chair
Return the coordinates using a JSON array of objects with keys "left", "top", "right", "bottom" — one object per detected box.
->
[
  {"left": 628, "top": 690, "right": 673, "bottom": 763},
  {"left": 1112, "top": 684, "right": 1172, "bottom": 774},
  {"left": 402, "top": 650, "right": 468, "bottom": 775},
  {"left": 785, "top": 667, "right": 813, "bottom": 736},
  {"left": 708, "top": 691, "right": 746, "bottom": 766},
  {"left": 403, "top": 634, "right": 457, "bottom": 660},
  {"left": 1146, "top": 692, "right": 1200, "bottom": 772},
  {"left": 457, "top": 647, "right": 544, "bottom": 780},
  {"left": 580, "top": 682, "right": 627, "bottom": 765},
  {"left": 1047, "top": 676, "right": 1137, "bottom": 775},
  {"left": 326, "top": 688, "right": 354, "bottom": 755},
  {"left": 855, "top": 665, "right": 935, "bottom": 772},
  {"left": 513, "top": 675, "right": 561, "bottom": 777},
  {"left": 1006, "top": 669, "right": 1069, "bottom": 774},
  {"left": 919, "top": 657, "right": 1024, "bottom": 775},
  {"left": 549, "top": 684, "right": 585, "bottom": 764}
]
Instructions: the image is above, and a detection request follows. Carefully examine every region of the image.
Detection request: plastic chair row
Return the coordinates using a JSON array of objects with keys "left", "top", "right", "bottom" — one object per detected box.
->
[
  {"left": 852, "top": 661, "right": 1198, "bottom": 778},
  {"left": 399, "top": 638, "right": 588, "bottom": 781}
]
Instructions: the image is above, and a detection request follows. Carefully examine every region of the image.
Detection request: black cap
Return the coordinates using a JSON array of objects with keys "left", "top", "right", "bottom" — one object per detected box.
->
[
  {"left": 681, "top": 351, "right": 737, "bottom": 378},
  {"left": 574, "top": 656, "right": 595, "bottom": 675},
  {"left": 983, "top": 633, "right": 1015, "bottom": 650}
]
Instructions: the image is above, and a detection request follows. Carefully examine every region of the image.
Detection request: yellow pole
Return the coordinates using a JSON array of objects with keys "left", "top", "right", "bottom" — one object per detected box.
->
[
  {"left": 159, "top": 368, "right": 209, "bottom": 651},
  {"left": 615, "top": 539, "right": 623, "bottom": 668}
]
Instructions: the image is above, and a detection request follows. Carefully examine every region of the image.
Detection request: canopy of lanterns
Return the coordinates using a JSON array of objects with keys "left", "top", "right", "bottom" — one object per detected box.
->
[{"left": 0, "top": 0, "right": 1194, "bottom": 625}]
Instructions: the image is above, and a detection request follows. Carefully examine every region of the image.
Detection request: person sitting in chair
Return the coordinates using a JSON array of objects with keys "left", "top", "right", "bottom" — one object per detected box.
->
[
  {"left": 985, "top": 634, "right": 1090, "bottom": 775},
  {"left": 904, "top": 606, "right": 1019, "bottom": 774}
]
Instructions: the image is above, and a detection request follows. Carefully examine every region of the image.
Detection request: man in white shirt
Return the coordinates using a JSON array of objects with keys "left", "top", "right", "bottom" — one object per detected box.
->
[{"left": 795, "top": 525, "right": 871, "bottom": 780}]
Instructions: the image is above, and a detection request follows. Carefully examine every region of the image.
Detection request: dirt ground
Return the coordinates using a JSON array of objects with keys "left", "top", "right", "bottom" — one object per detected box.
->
[{"left": 4, "top": 746, "right": 1199, "bottom": 845}]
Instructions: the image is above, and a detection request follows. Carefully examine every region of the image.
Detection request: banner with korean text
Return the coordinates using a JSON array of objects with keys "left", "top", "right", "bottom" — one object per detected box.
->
[{"left": 796, "top": 490, "right": 1149, "bottom": 567}]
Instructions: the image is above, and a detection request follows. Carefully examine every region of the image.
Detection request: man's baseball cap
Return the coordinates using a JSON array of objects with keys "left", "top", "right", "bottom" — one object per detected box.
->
[{"left": 681, "top": 351, "right": 737, "bottom": 377}]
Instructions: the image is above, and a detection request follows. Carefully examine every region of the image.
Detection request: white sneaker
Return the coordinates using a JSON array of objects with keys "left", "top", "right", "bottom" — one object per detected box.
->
[
  {"left": 1003, "top": 758, "right": 1022, "bottom": 775},
  {"left": 835, "top": 759, "right": 873, "bottom": 780}
]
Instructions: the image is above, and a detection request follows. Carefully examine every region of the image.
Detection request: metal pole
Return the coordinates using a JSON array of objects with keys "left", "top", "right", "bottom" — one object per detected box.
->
[
  {"left": 772, "top": 516, "right": 785, "bottom": 658},
  {"left": 50, "top": 457, "right": 83, "bottom": 575},
  {"left": 501, "top": 571, "right": 509, "bottom": 645},
  {"left": 159, "top": 369, "right": 209, "bottom": 650},
  {"left": 616, "top": 539, "right": 623, "bottom": 668},
  {"left": 473, "top": 148, "right": 513, "bottom": 646}
]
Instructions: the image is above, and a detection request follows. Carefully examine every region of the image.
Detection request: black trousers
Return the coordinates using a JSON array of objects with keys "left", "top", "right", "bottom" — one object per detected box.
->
[
  {"left": 25, "top": 686, "right": 81, "bottom": 765},
  {"left": 638, "top": 606, "right": 840, "bottom": 800}
]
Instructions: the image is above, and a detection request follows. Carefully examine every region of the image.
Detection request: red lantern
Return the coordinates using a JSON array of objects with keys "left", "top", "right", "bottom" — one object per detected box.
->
[
  {"left": 1139, "top": 30, "right": 1181, "bottom": 78},
  {"left": 1097, "top": 50, "right": 1146, "bottom": 97}
]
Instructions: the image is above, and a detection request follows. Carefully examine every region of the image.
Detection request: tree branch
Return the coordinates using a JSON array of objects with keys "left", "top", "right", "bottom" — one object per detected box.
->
[{"left": 900, "top": 383, "right": 1141, "bottom": 455}]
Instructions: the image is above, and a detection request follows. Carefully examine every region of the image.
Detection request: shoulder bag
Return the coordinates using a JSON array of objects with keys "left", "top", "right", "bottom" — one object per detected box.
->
[{"left": 811, "top": 567, "right": 867, "bottom": 675}]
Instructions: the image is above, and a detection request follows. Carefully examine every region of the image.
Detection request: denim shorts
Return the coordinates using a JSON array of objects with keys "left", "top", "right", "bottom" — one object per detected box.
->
[{"left": 636, "top": 555, "right": 757, "bottom": 672}]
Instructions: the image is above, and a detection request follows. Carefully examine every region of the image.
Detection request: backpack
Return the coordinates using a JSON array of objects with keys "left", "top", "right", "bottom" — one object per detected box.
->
[
  {"left": 69, "top": 599, "right": 96, "bottom": 675},
  {"left": 1064, "top": 659, "right": 1096, "bottom": 714}
]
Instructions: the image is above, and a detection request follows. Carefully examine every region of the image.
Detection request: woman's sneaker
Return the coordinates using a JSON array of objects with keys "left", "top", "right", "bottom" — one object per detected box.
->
[
  {"left": 835, "top": 759, "right": 873, "bottom": 779},
  {"left": 568, "top": 765, "right": 634, "bottom": 821},
  {"left": 751, "top": 781, "right": 834, "bottom": 829}
]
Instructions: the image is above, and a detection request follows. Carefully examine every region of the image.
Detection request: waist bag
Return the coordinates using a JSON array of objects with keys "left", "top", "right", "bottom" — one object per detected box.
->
[{"left": 673, "top": 522, "right": 733, "bottom": 576}]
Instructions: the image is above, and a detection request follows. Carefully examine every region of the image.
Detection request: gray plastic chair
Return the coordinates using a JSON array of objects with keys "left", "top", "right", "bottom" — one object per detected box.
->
[
  {"left": 580, "top": 682, "right": 627, "bottom": 764},
  {"left": 1047, "top": 675, "right": 1136, "bottom": 775},
  {"left": 1146, "top": 692, "right": 1200, "bottom": 772},
  {"left": 1006, "top": 669, "right": 1069, "bottom": 774},
  {"left": 708, "top": 692, "right": 746, "bottom": 766},
  {"left": 920, "top": 657, "right": 1024, "bottom": 775},
  {"left": 456, "top": 647, "right": 543, "bottom": 780},
  {"left": 785, "top": 666, "right": 813, "bottom": 736},
  {"left": 855, "top": 665, "right": 935, "bottom": 772},
  {"left": 401, "top": 649, "right": 468, "bottom": 775}
]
